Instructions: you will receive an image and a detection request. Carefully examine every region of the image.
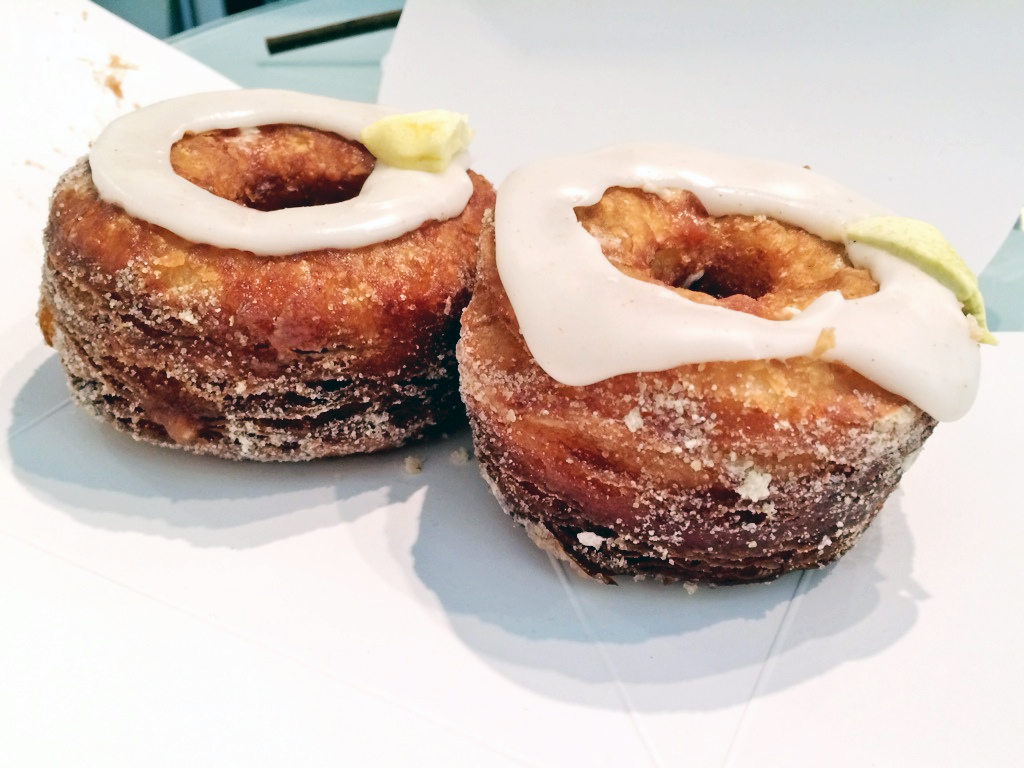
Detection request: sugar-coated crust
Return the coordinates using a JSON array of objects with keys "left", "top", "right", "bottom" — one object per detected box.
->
[
  {"left": 39, "top": 125, "right": 495, "bottom": 461},
  {"left": 458, "top": 191, "right": 936, "bottom": 584}
]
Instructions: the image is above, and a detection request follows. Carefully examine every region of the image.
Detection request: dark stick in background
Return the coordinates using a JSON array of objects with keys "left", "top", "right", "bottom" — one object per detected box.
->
[{"left": 265, "top": 10, "right": 402, "bottom": 55}]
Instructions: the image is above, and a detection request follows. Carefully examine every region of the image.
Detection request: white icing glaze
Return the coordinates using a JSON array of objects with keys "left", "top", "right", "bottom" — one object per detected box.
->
[
  {"left": 495, "top": 143, "right": 980, "bottom": 422},
  {"left": 88, "top": 89, "right": 474, "bottom": 255}
]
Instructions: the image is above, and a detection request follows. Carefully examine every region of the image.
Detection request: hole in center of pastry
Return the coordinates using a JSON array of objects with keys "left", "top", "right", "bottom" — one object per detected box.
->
[
  {"left": 575, "top": 186, "right": 879, "bottom": 319},
  {"left": 170, "top": 124, "right": 375, "bottom": 212},
  {"left": 648, "top": 245, "right": 773, "bottom": 299}
]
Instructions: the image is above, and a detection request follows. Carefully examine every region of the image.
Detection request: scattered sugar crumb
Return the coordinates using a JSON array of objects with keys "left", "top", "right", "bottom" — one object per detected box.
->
[
  {"left": 736, "top": 468, "right": 772, "bottom": 502},
  {"left": 449, "top": 447, "right": 470, "bottom": 465},
  {"left": 623, "top": 408, "right": 643, "bottom": 433},
  {"left": 403, "top": 456, "right": 423, "bottom": 474},
  {"left": 577, "top": 531, "right": 606, "bottom": 549}
]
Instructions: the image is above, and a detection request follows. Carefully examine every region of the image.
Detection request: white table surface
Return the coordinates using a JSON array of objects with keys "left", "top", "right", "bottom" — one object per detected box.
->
[{"left": 2, "top": 1, "right": 1022, "bottom": 766}]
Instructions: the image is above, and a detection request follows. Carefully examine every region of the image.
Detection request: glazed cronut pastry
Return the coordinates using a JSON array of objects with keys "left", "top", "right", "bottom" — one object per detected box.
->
[
  {"left": 458, "top": 144, "right": 988, "bottom": 584},
  {"left": 39, "top": 89, "right": 494, "bottom": 461}
]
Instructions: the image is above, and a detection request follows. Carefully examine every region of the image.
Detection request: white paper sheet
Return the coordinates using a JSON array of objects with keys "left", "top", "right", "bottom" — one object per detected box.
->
[{"left": 380, "top": 0, "right": 1024, "bottom": 274}]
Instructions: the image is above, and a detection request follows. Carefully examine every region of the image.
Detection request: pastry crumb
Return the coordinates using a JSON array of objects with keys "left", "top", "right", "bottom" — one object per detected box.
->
[
  {"left": 812, "top": 327, "right": 836, "bottom": 357},
  {"left": 623, "top": 407, "right": 643, "bottom": 432},
  {"left": 403, "top": 455, "right": 423, "bottom": 474},
  {"left": 449, "top": 446, "right": 470, "bottom": 464},
  {"left": 736, "top": 467, "right": 772, "bottom": 502},
  {"left": 577, "top": 531, "right": 606, "bottom": 548}
]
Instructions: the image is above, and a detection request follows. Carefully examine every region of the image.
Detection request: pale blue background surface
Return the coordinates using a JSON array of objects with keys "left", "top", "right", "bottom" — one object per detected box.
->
[
  {"left": 168, "top": 0, "right": 402, "bottom": 103},
  {"left": 979, "top": 216, "right": 1024, "bottom": 332}
]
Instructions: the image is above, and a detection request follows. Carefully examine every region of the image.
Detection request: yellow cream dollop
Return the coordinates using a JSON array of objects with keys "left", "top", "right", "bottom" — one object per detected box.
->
[
  {"left": 360, "top": 109, "right": 472, "bottom": 172},
  {"left": 846, "top": 216, "right": 996, "bottom": 344}
]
